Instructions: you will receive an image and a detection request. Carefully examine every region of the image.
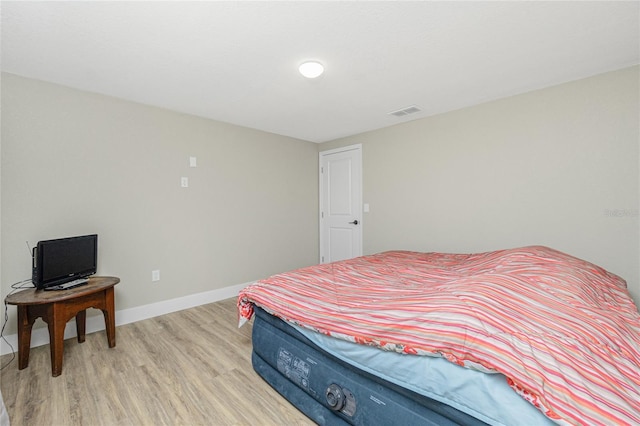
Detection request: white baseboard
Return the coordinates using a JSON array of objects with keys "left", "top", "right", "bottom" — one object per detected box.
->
[{"left": 0, "top": 281, "right": 251, "bottom": 356}]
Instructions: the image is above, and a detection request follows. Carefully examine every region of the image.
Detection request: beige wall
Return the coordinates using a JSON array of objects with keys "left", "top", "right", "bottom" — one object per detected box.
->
[
  {"left": 1, "top": 73, "right": 319, "bottom": 334},
  {"left": 2, "top": 64, "right": 638, "bottom": 342},
  {"left": 321, "top": 66, "right": 640, "bottom": 305}
]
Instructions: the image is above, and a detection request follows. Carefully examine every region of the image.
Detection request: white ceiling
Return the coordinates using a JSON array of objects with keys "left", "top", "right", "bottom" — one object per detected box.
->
[{"left": 2, "top": 1, "right": 638, "bottom": 143}]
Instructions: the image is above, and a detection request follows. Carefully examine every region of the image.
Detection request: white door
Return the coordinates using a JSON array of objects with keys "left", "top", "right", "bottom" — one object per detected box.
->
[{"left": 319, "top": 144, "right": 362, "bottom": 263}]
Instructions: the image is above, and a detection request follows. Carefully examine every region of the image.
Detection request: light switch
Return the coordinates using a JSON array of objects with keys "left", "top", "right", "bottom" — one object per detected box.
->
[
  {"left": 363, "top": 203, "right": 370, "bottom": 212},
  {"left": 189, "top": 156, "right": 197, "bottom": 167}
]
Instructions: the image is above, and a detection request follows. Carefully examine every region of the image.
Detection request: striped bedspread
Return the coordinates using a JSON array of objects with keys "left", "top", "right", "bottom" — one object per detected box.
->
[{"left": 238, "top": 246, "right": 640, "bottom": 425}]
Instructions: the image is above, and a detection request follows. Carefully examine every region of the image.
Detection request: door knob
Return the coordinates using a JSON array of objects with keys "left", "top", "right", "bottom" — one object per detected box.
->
[{"left": 349, "top": 220, "right": 359, "bottom": 225}]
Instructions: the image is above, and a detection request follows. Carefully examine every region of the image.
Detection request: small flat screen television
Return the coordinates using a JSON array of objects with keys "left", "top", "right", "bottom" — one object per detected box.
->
[{"left": 32, "top": 234, "right": 98, "bottom": 290}]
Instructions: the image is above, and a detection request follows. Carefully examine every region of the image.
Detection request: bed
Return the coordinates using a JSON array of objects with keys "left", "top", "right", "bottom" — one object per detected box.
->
[{"left": 238, "top": 246, "right": 640, "bottom": 425}]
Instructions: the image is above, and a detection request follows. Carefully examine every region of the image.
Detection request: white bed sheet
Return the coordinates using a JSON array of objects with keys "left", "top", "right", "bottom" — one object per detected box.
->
[{"left": 0, "top": 390, "right": 9, "bottom": 426}]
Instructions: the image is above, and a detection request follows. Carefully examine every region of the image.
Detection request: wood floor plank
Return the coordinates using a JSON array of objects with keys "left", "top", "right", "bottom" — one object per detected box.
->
[{"left": 0, "top": 298, "right": 314, "bottom": 425}]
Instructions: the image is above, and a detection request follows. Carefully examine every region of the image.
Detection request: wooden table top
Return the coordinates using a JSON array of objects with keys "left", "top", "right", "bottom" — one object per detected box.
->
[{"left": 5, "top": 276, "right": 120, "bottom": 305}]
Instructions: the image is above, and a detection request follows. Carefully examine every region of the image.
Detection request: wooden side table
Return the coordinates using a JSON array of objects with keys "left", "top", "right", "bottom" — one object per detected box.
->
[{"left": 5, "top": 276, "right": 119, "bottom": 377}]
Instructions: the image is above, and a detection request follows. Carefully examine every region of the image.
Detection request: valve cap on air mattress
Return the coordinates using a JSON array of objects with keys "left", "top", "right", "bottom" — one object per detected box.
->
[{"left": 326, "top": 384, "right": 346, "bottom": 411}]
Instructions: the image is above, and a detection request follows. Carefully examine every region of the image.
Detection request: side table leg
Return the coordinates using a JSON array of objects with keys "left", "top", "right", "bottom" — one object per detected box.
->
[
  {"left": 48, "top": 304, "right": 65, "bottom": 377},
  {"left": 16, "top": 306, "right": 34, "bottom": 370},
  {"left": 76, "top": 310, "right": 87, "bottom": 343},
  {"left": 103, "top": 287, "right": 116, "bottom": 348}
]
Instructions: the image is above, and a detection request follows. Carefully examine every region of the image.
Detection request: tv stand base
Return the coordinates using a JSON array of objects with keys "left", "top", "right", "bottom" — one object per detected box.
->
[{"left": 5, "top": 276, "right": 120, "bottom": 377}]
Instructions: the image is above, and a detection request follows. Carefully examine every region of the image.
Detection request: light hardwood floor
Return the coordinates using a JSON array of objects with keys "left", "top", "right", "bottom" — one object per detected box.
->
[{"left": 0, "top": 298, "right": 315, "bottom": 425}]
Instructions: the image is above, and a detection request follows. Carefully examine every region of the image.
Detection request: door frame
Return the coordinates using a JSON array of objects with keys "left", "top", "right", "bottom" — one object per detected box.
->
[{"left": 319, "top": 143, "right": 363, "bottom": 264}]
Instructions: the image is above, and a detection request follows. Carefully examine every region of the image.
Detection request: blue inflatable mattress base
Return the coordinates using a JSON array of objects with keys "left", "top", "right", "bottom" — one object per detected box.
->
[{"left": 251, "top": 306, "right": 488, "bottom": 426}]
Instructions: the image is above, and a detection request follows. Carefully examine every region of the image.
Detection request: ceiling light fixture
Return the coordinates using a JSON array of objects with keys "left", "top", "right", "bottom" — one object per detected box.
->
[{"left": 299, "top": 61, "right": 324, "bottom": 78}]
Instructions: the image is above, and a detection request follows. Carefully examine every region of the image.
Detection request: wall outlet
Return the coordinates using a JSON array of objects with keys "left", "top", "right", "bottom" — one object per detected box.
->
[
  {"left": 152, "top": 270, "right": 160, "bottom": 282},
  {"left": 181, "top": 177, "right": 189, "bottom": 187}
]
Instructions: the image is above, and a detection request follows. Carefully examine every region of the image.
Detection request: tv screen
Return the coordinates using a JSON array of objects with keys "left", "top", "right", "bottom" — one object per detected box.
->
[{"left": 32, "top": 234, "right": 98, "bottom": 289}]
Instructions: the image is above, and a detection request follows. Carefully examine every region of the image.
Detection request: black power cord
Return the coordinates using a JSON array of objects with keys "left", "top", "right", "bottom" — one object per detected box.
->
[{"left": 1, "top": 279, "right": 34, "bottom": 370}]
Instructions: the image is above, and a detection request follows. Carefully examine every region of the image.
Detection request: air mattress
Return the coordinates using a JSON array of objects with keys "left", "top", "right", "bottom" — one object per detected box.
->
[{"left": 251, "top": 307, "right": 487, "bottom": 426}]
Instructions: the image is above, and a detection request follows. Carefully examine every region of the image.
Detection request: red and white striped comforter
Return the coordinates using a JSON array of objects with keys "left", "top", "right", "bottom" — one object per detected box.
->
[{"left": 238, "top": 246, "right": 640, "bottom": 425}]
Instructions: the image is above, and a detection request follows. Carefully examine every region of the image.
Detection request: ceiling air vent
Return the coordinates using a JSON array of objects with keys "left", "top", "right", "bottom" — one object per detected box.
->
[{"left": 389, "top": 105, "right": 422, "bottom": 117}]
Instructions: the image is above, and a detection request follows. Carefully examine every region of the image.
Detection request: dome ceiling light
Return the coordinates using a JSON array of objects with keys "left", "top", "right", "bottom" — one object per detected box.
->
[{"left": 299, "top": 61, "right": 324, "bottom": 78}]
